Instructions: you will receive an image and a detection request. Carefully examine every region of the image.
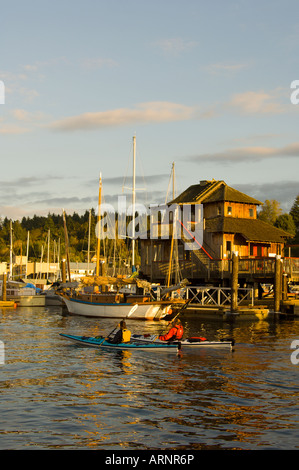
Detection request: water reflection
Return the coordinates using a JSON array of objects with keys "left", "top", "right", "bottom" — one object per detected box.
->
[{"left": 1, "top": 306, "right": 299, "bottom": 449}]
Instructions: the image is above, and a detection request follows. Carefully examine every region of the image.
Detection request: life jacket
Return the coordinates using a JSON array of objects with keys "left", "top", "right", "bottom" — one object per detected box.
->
[
  {"left": 122, "top": 329, "right": 131, "bottom": 343},
  {"left": 174, "top": 324, "right": 184, "bottom": 340},
  {"left": 159, "top": 324, "right": 183, "bottom": 341}
]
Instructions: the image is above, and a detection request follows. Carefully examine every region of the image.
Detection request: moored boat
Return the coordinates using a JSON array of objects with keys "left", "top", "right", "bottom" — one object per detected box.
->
[
  {"left": 60, "top": 289, "right": 181, "bottom": 320},
  {"left": 59, "top": 333, "right": 179, "bottom": 351}
]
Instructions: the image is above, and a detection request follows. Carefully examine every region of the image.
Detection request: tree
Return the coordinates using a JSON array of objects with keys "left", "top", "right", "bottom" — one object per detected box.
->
[
  {"left": 258, "top": 199, "right": 282, "bottom": 225},
  {"left": 274, "top": 213, "right": 296, "bottom": 237},
  {"left": 290, "top": 195, "right": 299, "bottom": 230}
]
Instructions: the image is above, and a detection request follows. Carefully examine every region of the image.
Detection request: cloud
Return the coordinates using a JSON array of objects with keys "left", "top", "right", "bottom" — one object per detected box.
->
[
  {"left": 227, "top": 89, "right": 286, "bottom": 114},
  {"left": 0, "top": 124, "right": 32, "bottom": 135},
  {"left": 81, "top": 57, "right": 118, "bottom": 69},
  {"left": 205, "top": 62, "right": 249, "bottom": 74},
  {"left": 234, "top": 180, "right": 299, "bottom": 211},
  {"left": 11, "top": 109, "right": 48, "bottom": 122},
  {"left": 154, "top": 37, "right": 198, "bottom": 55},
  {"left": 49, "top": 102, "right": 198, "bottom": 131},
  {"left": 186, "top": 142, "right": 299, "bottom": 164},
  {"left": 90, "top": 173, "right": 169, "bottom": 187}
]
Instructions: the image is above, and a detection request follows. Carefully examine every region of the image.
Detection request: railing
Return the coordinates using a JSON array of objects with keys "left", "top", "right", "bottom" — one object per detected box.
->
[
  {"left": 185, "top": 286, "right": 254, "bottom": 306},
  {"left": 283, "top": 257, "right": 299, "bottom": 277},
  {"left": 206, "top": 257, "right": 299, "bottom": 278}
]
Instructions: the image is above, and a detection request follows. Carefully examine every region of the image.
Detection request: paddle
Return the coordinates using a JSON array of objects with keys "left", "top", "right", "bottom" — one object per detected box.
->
[
  {"left": 167, "top": 298, "right": 191, "bottom": 326},
  {"left": 97, "top": 303, "right": 138, "bottom": 347},
  {"left": 149, "top": 298, "right": 192, "bottom": 343}
]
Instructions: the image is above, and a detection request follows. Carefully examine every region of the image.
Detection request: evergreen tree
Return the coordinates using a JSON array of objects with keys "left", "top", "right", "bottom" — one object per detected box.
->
[{"left": 290, "top": 195, "right": 299, "bottom": 230}]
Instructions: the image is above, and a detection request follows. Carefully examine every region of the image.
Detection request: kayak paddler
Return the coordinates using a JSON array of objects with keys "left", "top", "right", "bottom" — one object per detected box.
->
[
  {"left": 159, "top": 319, "right": 184, "bottom": 342},
  {"left": 109, "top": 320, "right": 131, "bottom": 344}
]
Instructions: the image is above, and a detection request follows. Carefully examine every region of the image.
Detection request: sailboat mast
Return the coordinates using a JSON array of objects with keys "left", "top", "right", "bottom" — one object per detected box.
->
[
  {"left": 9, "top": 220, "right": 13, "bottom": 280},
  {"left": 96, "top": 174, "right": 102, "bottom": 277},
  {"left": 26, "top": 231, "right": 29, "bottom": 278},
  {"left": 63, "top": 210, "right": 71, "bottom": 282},
  {"left": 87, "top": 209, "right": 91, "bottom": 274},
  {"left": 132, "top": 135, "right": 136, "bottom": 272}
]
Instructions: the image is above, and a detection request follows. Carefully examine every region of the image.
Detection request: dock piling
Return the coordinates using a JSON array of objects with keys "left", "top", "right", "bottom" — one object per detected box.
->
[{"left": 231, "top": 251, "right": 239, "bottom": 313}]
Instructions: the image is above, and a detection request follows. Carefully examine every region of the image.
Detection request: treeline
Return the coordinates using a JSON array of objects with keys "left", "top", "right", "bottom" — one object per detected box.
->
[
  {"left": 258, "top": 194, "right": 299, "bottom": 255},
  {"left": 0, "top": 193, "right": 299, "bottom": 264},
  {"left": 0, "top": 209, "right": 139, "bottom": 266}
]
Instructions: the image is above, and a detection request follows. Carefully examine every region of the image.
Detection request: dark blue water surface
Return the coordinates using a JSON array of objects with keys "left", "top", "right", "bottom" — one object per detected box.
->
[{"left": 0, "top": 306, "right": 299, "bottom": 450}]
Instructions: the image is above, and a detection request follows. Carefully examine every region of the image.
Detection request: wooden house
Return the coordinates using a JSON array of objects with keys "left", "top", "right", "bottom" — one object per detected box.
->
[{"left": 139, "top": 180, "right": 292, "bottom": 285}]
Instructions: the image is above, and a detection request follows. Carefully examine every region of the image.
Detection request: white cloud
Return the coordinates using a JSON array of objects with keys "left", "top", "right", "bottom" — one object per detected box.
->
[
  {"left": 49, "top": 101, "right": 198, "bottom": 131},
  {"left": 187, "top": 142, "right": 299, "bottom": 163},
  {"left": 0, "top": 124, "right": 31, "bottom": 135},
  {"left": 228, "top": 89, "right": 286, "bottom": 114}
]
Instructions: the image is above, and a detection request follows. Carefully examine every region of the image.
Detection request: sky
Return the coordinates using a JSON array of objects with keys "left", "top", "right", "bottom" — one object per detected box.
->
[{"left": 1, "top": 0, "right": 299, "bottom": 220}]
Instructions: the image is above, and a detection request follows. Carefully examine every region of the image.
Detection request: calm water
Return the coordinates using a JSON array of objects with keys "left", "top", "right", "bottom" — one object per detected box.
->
[{"left": 0, "top": 305, "right": 299, "bottom": 450}]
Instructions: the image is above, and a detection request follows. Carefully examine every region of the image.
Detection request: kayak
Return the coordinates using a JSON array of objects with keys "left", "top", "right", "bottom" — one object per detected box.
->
[
  {"left": 59, "top": 333, "right": 179, "bottom": 351},
  {"left": 131, "top": 334, "right": 234, "bottom": 349}
]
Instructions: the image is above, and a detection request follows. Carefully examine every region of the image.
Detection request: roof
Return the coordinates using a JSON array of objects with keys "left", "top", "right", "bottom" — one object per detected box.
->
[
  {"left": 171, "top": 180, "right": 262, "bottom": 205},
  {"left": 205, "top": 217, "right": 292, "bottom": 243}
]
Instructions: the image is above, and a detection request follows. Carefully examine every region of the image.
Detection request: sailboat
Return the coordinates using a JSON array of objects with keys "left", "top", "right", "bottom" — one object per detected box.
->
[{"left": 60, "top": 137, "right": 184, "bottom": 320}]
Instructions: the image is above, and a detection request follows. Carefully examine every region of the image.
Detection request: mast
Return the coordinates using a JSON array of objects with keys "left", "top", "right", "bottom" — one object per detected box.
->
[
  {"left": 9, "top": 220, "right": 13, "bottom": 280},
  {"left": 47, "top": 229, "right": 50, "bottom": 281},
  {"left": 96, "top": 174, "right": 102, "bottom": 276},
  {"left": 167, "top": 162, "right": 178, "bottom": 287},
  {"left": 26, "top": 231, "right": 29, "bottom": 278},
  {"left": 63, "top": 210, "right": 71, "bottom": 282},
  {"left": 87, "top": 209, "right": 91, "bottom": 274},
  {"left": 132, "top": 135, "right": 136, "bottom": 272}
]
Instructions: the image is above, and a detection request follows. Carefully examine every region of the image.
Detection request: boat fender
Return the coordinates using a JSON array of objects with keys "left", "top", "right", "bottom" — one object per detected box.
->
[{"left": 188, "top": 336, "right": 207, "bottom": 343}]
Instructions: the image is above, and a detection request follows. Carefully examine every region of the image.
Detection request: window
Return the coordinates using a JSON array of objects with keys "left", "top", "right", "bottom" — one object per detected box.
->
[
  {"left": 249, "top": 208, "right": 254, "bottom": 217},
  {"left": 217, "top": 206, "right": 221, "bottom": 216},
  {"left": 227, "top": 206, "right": 232, "bottom": 215},
  {"left": 226, "top": 241, "right": 232, "bottom": 257}
]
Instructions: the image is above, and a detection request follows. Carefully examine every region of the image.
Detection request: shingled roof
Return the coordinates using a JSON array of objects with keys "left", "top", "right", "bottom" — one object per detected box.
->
[
  {"left": 171, "top": 180, "right": 262, "bottom": 205},
  {"left": 205, "top": 217, "right": 292, "bottom": 243}
]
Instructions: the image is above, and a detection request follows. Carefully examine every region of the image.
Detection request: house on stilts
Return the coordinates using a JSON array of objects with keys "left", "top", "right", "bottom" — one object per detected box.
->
[{"left": 140, "top": 180, "right": 298, "bottom": 287}]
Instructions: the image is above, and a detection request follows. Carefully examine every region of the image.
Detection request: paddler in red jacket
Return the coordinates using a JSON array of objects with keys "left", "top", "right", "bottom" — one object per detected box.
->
[{"left": 159, "top": 319, "right": 184, "bottom": 341}]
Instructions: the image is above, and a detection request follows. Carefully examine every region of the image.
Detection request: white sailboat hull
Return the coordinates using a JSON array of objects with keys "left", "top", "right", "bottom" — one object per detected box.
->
[{"left": 61, "top": 296, "right": 169, "bottom": 320}]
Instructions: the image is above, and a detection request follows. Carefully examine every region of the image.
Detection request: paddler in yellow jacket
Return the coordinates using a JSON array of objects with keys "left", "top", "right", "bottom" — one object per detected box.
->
[{"left": 110, "top": 320, "right": 131, "bottom": 344}]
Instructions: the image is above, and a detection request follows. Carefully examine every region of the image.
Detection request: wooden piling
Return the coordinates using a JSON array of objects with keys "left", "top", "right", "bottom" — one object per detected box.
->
[
  {"left": 2, "top": 273, "right": 6, "bottom": 301},
  {"left": 231, "top": 251, "right": 239, "bottom": 312},
  {"left": 274, "top": 255, "right": 282, "bottom": 312}
]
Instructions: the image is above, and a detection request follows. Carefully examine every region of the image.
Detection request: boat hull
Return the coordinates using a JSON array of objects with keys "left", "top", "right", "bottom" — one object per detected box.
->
[
  {"left": 61, "top": 296, "right": 170, "bottom": 320},
  {"left": 60, "top": 333, "right": 178, "bottom": 351},
  {"left": 12, "top": 295, "right": 46, "bottom": 307}
]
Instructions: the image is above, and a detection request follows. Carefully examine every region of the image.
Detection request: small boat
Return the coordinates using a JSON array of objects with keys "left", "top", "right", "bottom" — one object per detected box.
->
[
  {"left": 131, "top": 334, "right": 235, "bottom": 349},
  {"left": 59, "top": 333, "right": 179, "bottom": 351}
]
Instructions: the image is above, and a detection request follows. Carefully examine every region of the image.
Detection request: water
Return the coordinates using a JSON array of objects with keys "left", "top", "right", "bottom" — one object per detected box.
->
[{"left": 0, "top": 305, "right": 299, "bottom": 450}]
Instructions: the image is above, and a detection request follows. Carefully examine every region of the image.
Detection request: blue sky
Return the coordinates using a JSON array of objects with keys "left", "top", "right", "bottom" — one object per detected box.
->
[{"left": 0, "top": 0, "right": 299, "bottom": 219}]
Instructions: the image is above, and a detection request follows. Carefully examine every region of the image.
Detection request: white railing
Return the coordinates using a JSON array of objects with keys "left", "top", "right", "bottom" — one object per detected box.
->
[{"left": 185, "top": 286, "right": 254, "bottom": 306}]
